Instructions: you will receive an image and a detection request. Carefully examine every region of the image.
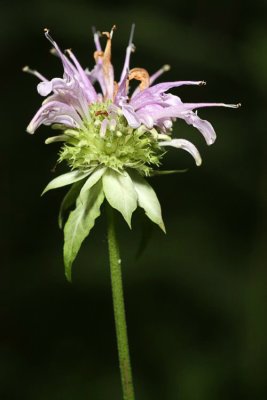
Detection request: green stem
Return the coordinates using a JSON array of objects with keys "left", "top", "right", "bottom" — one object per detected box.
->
[{"left": 106, "top": 204, "right": 135, "bottom": 400}]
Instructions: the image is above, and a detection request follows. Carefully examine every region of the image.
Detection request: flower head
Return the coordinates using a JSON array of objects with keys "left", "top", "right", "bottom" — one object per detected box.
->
[{"left": 25, "top": 26, "right": 240, "bottom": 280}]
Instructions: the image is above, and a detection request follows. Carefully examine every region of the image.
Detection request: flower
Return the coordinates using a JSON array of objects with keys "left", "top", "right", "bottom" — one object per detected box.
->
[{"left": 24, "top": 25, "right": 240, "bottom": 280}]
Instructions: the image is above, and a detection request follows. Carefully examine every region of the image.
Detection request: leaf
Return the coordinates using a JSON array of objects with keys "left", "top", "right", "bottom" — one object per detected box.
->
[
  {"left": 41, "top": 169, "right": 94, "bottom": 195},
  {"left": 129, "top": 171, "right": 166, "bottom": 233},
  {"left": 59, "top": 167, "right": 106, "bottom": 230},
  {"left": 80, "top": 167, "right": 106, "bottom": 201},
  {"left": 63, "top": 180, "right": 105, "bottom": 282},
  {"left": 102, "top": 169, "right": 137, "bottom": 228},
  {"left": 58, "top": 179, "right": 85, "bottom": 229}
]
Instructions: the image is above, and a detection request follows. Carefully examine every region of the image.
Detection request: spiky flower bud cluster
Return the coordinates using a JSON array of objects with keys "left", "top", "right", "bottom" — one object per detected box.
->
[{"left": 56, "top": 101, "right": 163, "bottom": 175}]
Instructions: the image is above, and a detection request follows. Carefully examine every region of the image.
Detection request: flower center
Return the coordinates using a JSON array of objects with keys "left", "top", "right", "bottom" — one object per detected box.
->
[{"left": 58, "top": 102, "right": 163, "bottom": 175}]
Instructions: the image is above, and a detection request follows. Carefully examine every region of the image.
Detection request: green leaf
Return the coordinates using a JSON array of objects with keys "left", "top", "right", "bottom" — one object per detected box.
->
[
  {"left": 63, "top": 180, "right": 105, "bottom": 282},
  {"left": 103, "top": 169, "right": 137, "bottom": 228},
  {"left": 42, "top": 169, "right": 94, "bottom": 195},
  {"left": 130, "top": 171, "right": 166, "bottom": 233},
  {"left": 58, "top": 179, "right": 85, "bottom": 229},
  {"left": 80, "top": 167, "right": 106, "bottom": 201}
]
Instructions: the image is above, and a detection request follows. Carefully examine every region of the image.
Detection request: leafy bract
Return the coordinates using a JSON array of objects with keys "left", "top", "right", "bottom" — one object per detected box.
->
[
  {"left": 80, "top": 167, "right": 106, "bottom": 201},
  {"left": 42, "top": 168, "right": 94, "bottom": 195},
  {"left": 63, "top": 180, "right": 104, "bottom": 281},
  {"left": 103, "top": 169, "right": 137, "bottom": 228},
  {"left": 58, "top": 179, "right": 85, "bottom": 229},
  {"left": 130, "top": 171, "right": 165, "bottom": 233}
]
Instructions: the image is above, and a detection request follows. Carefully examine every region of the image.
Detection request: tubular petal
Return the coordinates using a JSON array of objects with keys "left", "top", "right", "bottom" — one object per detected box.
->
[
  {"left": 131, "top": 80, "right": 205, "bottom": 104},
  {"left": 180, "top": 102, "right": 241, "bottom": 111},
  {"left": 183, "top": 113, "right": 216, "bottom": 145},
  {"left": 121, "top": 103, "right": 141, "bottom": 128},
  {"left": 100, "top": 119, "right": 109, "bottom": 137},
  {"left": 27, "top": 101, "right": 82, "bottom": 134},
  {"left": 66, "top": 49, "right": 98, "bottom": 101},
  {"left": 44, "top": 29, "right": 97, "bottom": 102},
  {"left": 159, "top": 139, "right": 202, "bottom": 166}
]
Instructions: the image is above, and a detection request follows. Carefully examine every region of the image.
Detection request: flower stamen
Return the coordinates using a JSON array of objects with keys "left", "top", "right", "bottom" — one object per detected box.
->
[
  {"left": 150, "top": 64, "right": 171, "bottom": 85},
  {"left": 92, "top": 26, "right": 102, "bottom": 52},
  {"left": 23, "top": 66, "right": 47, "bottom": 82},
  {"left": 119, "top": 24, "right": 136, "bottom": 85}
]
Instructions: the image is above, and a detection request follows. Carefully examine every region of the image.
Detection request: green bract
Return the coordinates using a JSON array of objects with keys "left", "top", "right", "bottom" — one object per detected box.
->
[
  {"left": 44, "top": 166, "right": 166, "bottom": 281},
  {"left": 63, "top": 170, "right": 165, "bottom": 281},
  {"left": 43, "top": 103, "right": 166, "bottom": 280}
]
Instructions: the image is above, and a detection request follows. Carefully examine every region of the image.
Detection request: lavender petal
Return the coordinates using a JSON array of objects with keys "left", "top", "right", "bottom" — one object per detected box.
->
[{"left": 159, "top": 139, "right": 202, "bottom": 166}]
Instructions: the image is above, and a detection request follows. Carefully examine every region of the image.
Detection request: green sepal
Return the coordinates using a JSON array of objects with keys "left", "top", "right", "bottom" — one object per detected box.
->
[
  {"left": 129, "top": 170, "right": 166, "bottom": 233},
  {"left": 41, "top": 168, "right": 94, "bottom": 196},
  {"left": 63, "top": 180, "right": 105, "bottom": 282},
  {"left": 45, "top": 135, "right": 69, "bottom": 144},
  {"left": 58, "top": 179, "right": 85, "bottom": 229},
  {"left": 102, "top": 168, "right": 137, "bottom": 228},
  {"left": 51, "top": 124, "right": 66, "bottom": 130}
]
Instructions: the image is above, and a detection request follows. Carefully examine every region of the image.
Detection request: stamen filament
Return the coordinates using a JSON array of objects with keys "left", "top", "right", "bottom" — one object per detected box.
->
[
  {"left": 22, "top": 66, "right": 47, "bottom": 82},
  {"left": 150, "top": 64, "right": 171, "bottom": 85}
]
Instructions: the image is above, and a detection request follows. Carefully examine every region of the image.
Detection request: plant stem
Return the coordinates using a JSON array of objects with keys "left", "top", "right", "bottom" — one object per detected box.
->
[{"left": 106, "top": 204, "right": 135, "bottom": 400}]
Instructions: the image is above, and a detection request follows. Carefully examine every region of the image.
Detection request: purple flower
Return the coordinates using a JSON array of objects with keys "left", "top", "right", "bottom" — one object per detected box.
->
[
  {"left": 25, "top": 25, "right": 240, "bottom": 167},
  {"left": 24, "top": 25, "right": 241, "bottom": 279}
]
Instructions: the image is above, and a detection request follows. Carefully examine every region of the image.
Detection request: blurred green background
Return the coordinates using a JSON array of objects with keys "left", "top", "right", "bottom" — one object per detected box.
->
[{"left": 2, "top": 0, "right": 267, "bottom": 399}]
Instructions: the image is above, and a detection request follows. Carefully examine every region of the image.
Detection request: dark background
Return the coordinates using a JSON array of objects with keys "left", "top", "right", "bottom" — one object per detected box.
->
[{"left": 2, "top": 0, "right": 267, "bottom": 399}]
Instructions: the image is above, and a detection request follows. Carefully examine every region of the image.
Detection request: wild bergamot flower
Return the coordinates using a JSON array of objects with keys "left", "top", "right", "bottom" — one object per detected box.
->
[{"left": 24, "top": 25, "right": 240, "bottom": 280}]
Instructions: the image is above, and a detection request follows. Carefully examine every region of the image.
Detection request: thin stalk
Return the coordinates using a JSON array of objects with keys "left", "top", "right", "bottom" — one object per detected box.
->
[{"left": 106, "top": 204, "right": 135, "bottom": 400}]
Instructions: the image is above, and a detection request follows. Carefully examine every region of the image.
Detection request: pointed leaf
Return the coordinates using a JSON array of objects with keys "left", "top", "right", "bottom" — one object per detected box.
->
[
  {"left": 130, "top": 171, "right": 166, "bottom": 232},
  {"left": 58, "top": 179, "right": 85, "bottom": 229},
  {"left": 63, "top": 180, "right": 105, "bottom": 281},
  {"left": 103, "top": 169, "right": 137, "bottom": 227},
  {"left": 42, "top": 169, "right": 93, "bottom": 195},
  {"left": 80, "top": 167, "right": 106, "bottom": 201}
]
